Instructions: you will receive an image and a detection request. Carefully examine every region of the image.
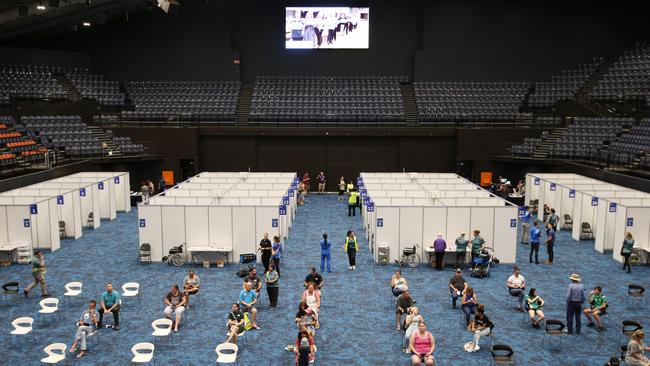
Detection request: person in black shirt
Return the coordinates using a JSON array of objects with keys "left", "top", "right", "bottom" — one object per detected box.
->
[
  {"left": 258, "top": 233, "right": 273, "bottom": 272},
  {"left": 226, "top": 303, "right": 245, "bottom": 344},
  {"left": 243, "top": 268, "right": 263, "bottom": 299},
  {"left": 468, "top": 304, "right": 493, "bottom": 352},
  {"left": 304, "top": 267, "right": 323, "bottom": 289}
]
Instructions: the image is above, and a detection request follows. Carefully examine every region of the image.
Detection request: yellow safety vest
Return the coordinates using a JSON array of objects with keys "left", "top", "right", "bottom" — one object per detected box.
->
[
  {"left": 344, "top": 237, "right": 359, "bottom": 252},
  {"left": 348, "top": 191, "right": 359, "bottom": 205}
]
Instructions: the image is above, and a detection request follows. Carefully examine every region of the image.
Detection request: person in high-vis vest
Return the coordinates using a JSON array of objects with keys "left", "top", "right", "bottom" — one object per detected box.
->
[
  {"left": 344, "top": 230, "right": 359, "bottom": 270},
  {"left": 348, "top": 188, "right": 360, "bottom": 217},
  {"left": 346, "top": 181, "right": 354, "bottom": 193}
]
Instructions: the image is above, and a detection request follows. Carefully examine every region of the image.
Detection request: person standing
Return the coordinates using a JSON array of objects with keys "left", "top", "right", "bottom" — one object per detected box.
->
[
  {"left": 520, "top": 206, "right": 531, "bottom": 244},
  {"left": 265, "top": 263, "right": 279, "bottom": 309},
  {"left": 302, "top": 173, "right": 311, "bottom": 196},
  {"left": 348, "top": 188, "right": 359, "bottom": 216},
  {"left": 433, "top": 233, "right": 447, "bottom": 271},
  {"left": 258, "top": 233, "right": 273, "bottom": 272},
  {"left": 545, "top": 223, "right": 555, "bottom": 264},
  {"left": 272, "top": 235, "right": 283, "bottom": 276},
  {"left": 546, "top": 208, "right": 559, "bottom": 233},
  {"left": 320, "top": 233, "right": 332, "bottom": 273},
  {"left": 24, "top": 250, "right": 50, "bottom": 297},
  {"left": 69, "top": 300, "right": 99, "bottom": 358},
  {"left": 529, "top": 221, "right": 541, "bottom": 264},
  {"left": 566, "top": 273, "right": 585, "bottom": 335},
  {"left": 317, "top": 172, "right": 326, "bottom": 194},
  {"left": 98, "top": 283, "right": 121, "bottom": 330},
  {"left": 147, "top": 180, "right": 155, "bottom": 196},
  {"left": 470, "top": 230, "right": 485, "bottom": 267},
  {"left": 455, "top": 233, "right": 468, "bottom": 269},
  {"left": 621, "top": 232, "right": 635, "bottom": 273},
  {"left": 346, "top": 180, "right": 354, "bottom": 194},
  {"left": 344, "top": 230, "right": 359, "bottom": 270},
  {"left": 158, "top": 176, "right": 166, "bottom": 192},
  {"left": 338, "top": 176, "right": 346, "bottom": 201},
  {"left": 140, "top": 181, "right": 150, "bottom": 203}
]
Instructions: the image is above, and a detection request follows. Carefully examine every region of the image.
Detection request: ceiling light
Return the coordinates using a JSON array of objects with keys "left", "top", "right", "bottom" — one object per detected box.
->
[
  {"left": 36, "top": 4, "right": 47, "bottom": 10},
  {"left": 82, "top": 21, "right": 91, "bottom": 27}
]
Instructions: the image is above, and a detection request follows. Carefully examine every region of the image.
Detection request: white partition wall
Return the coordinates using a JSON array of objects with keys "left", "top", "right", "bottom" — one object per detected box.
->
[
  {"left": 362, "top": 172, "right": 518, "bottom": 264},
  {"left": 527, "top": 173, "right": 650, "bottom": 260},
  {"left": 138, "top": 172, "right": 296, "bottom": 262}
]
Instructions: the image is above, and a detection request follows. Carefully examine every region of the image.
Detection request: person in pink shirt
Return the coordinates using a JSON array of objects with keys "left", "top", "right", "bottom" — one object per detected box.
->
[{"left": 409, "top": 322, "right": 436, "bottom": 365}]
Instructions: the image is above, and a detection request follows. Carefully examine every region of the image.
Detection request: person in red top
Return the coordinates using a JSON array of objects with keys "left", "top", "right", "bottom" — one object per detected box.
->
[
  {"left": 302, "top": 173, "right": 311, "bottom": 196},
  {"left": 409, "top": 322, "right": 436, "bottom": 365}
]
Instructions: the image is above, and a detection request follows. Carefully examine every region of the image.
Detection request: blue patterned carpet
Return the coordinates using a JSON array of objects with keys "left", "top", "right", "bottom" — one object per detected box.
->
[{"left": 1, "top": 194, "right": 647, "bottom": 365}]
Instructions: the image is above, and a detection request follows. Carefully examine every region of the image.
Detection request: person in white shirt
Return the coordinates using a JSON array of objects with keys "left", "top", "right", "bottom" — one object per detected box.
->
[{"left": 507, "top": 267, "right": 526, "bottom": 311}]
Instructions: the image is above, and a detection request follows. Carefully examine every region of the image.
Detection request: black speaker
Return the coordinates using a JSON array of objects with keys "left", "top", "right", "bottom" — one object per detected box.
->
[{"left": 17, "top": 5, "right": 29, "bottom": 17}]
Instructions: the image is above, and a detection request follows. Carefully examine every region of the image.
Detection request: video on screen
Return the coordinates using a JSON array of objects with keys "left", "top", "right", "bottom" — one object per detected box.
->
[{"left": 285, "top": 7, "right": 369, "bottom": 49}]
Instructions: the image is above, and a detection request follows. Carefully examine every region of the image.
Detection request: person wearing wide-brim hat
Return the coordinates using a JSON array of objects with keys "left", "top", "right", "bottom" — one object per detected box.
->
[{"left": 566, "top": 273, "right": 586, "bottom": 335}]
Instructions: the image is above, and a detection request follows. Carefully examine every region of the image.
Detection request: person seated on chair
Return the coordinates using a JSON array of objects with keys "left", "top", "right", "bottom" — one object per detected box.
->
[
  {"left": 403, "top": 306, "right": 423, "bottom": 353},
  {"left": 391, "top": 269, "right": 409, "bottom": 297},
  {"left": 301, "top": 282, "right": 321, "bottom": 327},
  {"left": 239, "top": 281, "right": 260, "bottom": 329},
  {"left": 98, "top": 282, "right": 120, "bottom": 330},
  {"left": 507, "top": 266, "right": 526, "bottom": 311},
  {"left": 396, "top": 290, "right": 415, "bottom": 331},
  {"left": 466, "top": 304, "right": 494, "bottom": 353},
  {"left": 164, "top": 284, "right": 186, "bottom": 332},
  {"left": 304, "top": 267, "right": 323, "bottom": 289},
  {"left": 409, "top": 322, "right": 436, "bottom": 366},
  {"left": 242, "top": 267, "right": 262, "bottom": 298},
  {"left": 584, "top": 286, "right": 608, "bottom": 331},
  {"left": 183, "top": 270, "right": 200, "bottom": 307},
  {"left": 461, "top": 287, "right": 478, "bottom": 326},
  {"left": 226, "top": 303, "right": 245, "bottom": 344},
  {"left": 449, "top": 268, "right": 468, "bottom": 308},
  {"left": 626, "top": 329, "right": 650, "bottom": 366},
  {"left": 295, "top": 328, "right": 317, "bottom": 365},
  {"left": 525, "top": 288, "right": 545, "bottom": 328},
  {"left": 69, "top": 300, "right": 99, "bottom": 358},
  {"left": 295, "top": 301, "right": 317, "bottom": 336}
]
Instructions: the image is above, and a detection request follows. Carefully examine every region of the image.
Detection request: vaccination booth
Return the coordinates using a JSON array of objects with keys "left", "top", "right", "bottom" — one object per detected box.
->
[
  {"left": 526, "top": 173, "right": 650, "bottom": 262},
  {"left": 0, "top": 172, "right": 131, "bottom": 254},
  {"left": 138, "top": 172, "right": 298, "bottom": 263},
  {"left": 361, "top": 172, "right": 518, "bottom": 265}
]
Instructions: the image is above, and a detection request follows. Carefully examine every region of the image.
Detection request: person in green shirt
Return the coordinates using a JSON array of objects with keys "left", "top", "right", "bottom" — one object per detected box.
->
[
  {"left": 584, "top": 286, "right": 607, "bottom": 331},
  {"left": 455, "top": 233, "right": 468, "bottom": 269},
  {"left": 621, "top": 232, "right": 635, "bottom": 273},
  {"left": 470, "top": 229, "right": 485, "bottom": 267},
  {"left": 24, "top": 250, "right": 50, "bottom": 297},
  {"left": 525, "top": 288, "right": 545, "bottom": 328}
]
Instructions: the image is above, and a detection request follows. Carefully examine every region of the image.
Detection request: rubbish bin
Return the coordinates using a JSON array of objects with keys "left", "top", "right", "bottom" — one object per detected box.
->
[{"left": 378, "top": 246, "right": 389, "bottom": 265}]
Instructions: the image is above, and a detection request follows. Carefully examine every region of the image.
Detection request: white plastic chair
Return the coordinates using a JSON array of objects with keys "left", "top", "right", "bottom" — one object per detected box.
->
[
  {"left": 10, "top": 316, "right": 35, "bottom": 343},
  {"left": 40, "top": 343, "right": 67, "bottom": 364},
  {"left": 122, "top": 282, "right": 141, "bottom": 304},
  {"left": 39, "top": 297, "right": 61, "bottom": 322},
  {"left": 151, "top": 319, "right": 173, "bottom": 344},
  {"left": 215, "top": 342, "right": 238, "bottom": 365},
  {"left": 64, "top": 281, "right": 83, "bottom": 304},
  {"left": 131, "top": 342, "right": 155, "bottom": 364}
]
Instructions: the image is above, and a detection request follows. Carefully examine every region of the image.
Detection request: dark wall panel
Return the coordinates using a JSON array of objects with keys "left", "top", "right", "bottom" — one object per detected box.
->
[
  {"left": 0, "top": 46, "right": 90, "bottom": 68},
  {"left": 199, "top": 136, "right": 256, "bottom": 172},
  {"left": 397, "top": 137, "right": 456, "bottom": 172}
]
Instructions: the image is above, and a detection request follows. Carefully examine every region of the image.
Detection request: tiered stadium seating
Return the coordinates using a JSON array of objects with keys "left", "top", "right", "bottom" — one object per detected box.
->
[
  {"left": 0, "top": 64, "right": 66, "bottom": 100},
  {"left": 93, "top": 115, "right": 119, "bottom": 126},
  {"left": 528, "top": 58, "right": 603, "bottom": 107},
  {"left": 549, "top": 117, "right": 632, "bottom": 159},
  {"left": 414, "top": 82, "right": 531, "bottom": 123},
  {"left": 249, "top": 76, "right": 407, "bottom": 124},
  {"left": 112, "top": 136, "right": 145, "bottom": 155},
  {"left": 605, "top": 118, "right": 650, "bottom": 164},
  {"left": 590, "top": 42, "right": 649, "bottom": 103},
  {"left": 122, "top": 81, "right": 240, "bottom": 122},
  {"left": 535, "top": 116, "right": 562, "bottom": 127},
  {"left": 68, "top": 72, "right": 125, "bottom": 106},
  {"left": 20, "top": 115, "right": 104, "bottom": 158},
  {"left": 511, "top": 137, "right": 544, "bottom": 156},
  {"left": 0, "top": 115, "right": 47, "bottom": 167}
]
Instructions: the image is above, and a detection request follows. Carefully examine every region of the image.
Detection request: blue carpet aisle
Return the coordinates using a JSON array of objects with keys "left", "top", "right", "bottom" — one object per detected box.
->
[{"left": 0, "top": 194, "right": 648, "bottom": 365}]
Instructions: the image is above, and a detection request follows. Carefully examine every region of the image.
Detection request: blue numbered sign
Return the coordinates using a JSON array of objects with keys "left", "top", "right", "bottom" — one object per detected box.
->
[
  {"left": 23, "top": 219, "right": 30, "bottom": 228},
  {"left": 569, "top": 190, "right": 575, "bottom": 198},
  {"left": 550, "top": 183, "right": 556, "bottom": 191},
  {"left": 534, "top": 178, "right": 540, "bottom": 185},
  {"left": 627, "top": 218, "right": 634, "bottom": 227},
  {"left": 272, "top": 218, "right": 278, "bottom": 228},
  {"left": 57, "top": 195, "right": 64, "bottom": 205},
  {"left": 279, "top": 205, "right": 287, "bottom": 216},
  {"left": 591, "top": 197, "right": 599, "bottom": 206},
  {"left": 510, "top": 219, "right": 517, "bottom": 228},
  {"left": 98, "top": 182, "right": 104, "bottom": 190},
  {"left": 29, "top": 204, "right": 38, "bottom": 215},
  {"left": 377, "top": 218, "right": 383, "bottom": 227},
  {"left": 114, "top": 176, "right": 120, "bottom": 184},
  {"left": 139, "top": 219, "right": 146, "bottom": 228},
  {"left": 609, "top": 202, "right": 617, "bottom": 213}
]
